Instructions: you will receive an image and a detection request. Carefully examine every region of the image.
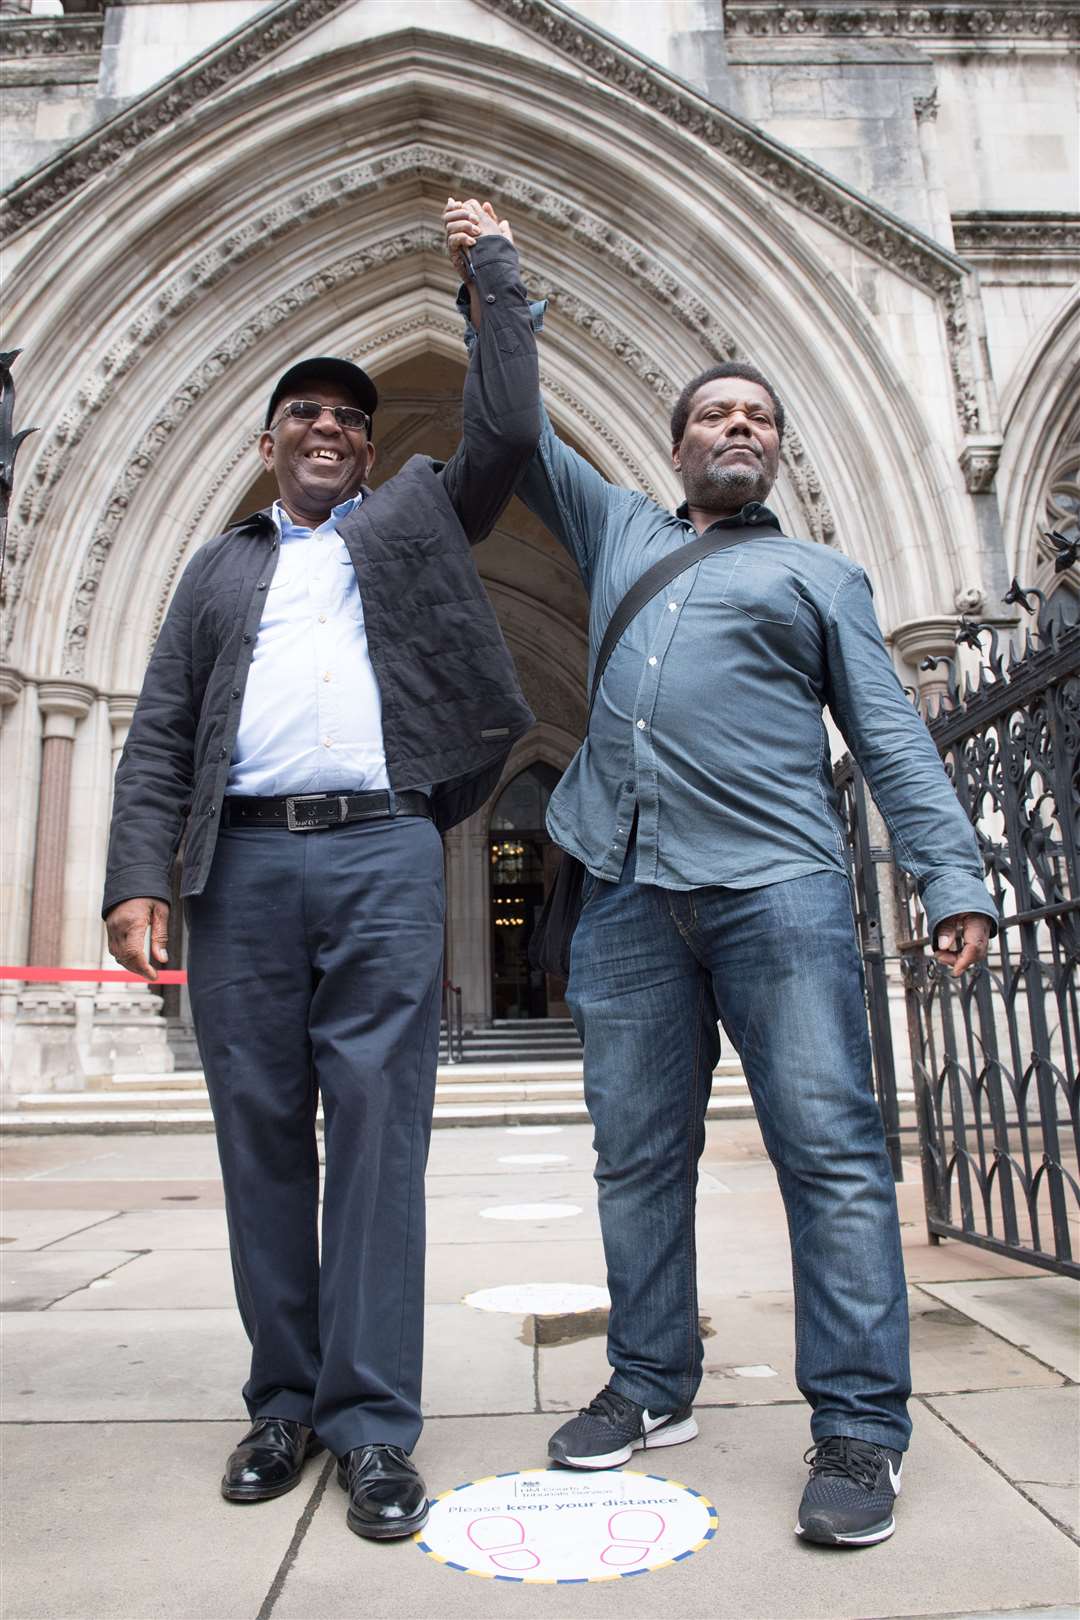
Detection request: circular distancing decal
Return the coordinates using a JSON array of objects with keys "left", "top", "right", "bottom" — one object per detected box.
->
[
  {"left": 463, "top": 1283, "right": 609, "bottom": 1315},
  {"left": 415, "top": 1468, "right": 716, "bottom": 1584}
]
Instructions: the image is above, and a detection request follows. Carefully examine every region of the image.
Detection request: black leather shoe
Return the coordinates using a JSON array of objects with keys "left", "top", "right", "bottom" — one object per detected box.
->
[
  {"left": 337, "top": 1444, "right": 429, "bottom": 1539},
  {"left": 221, "top": 1417, "right": 324, "bottom": 1502}
]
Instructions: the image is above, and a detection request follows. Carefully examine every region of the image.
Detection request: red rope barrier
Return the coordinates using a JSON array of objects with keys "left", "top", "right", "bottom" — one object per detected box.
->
[{"left": 0, "top": 966, "right": 188, "bottom": 984}]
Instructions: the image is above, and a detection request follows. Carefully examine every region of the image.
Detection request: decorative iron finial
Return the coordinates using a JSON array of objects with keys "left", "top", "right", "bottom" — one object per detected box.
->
[
  {"left": 0, "top": 349, "right": 39, "bottom": 586},
  {"left": 1045, "top": 529, "right": 1079, "bottom": 576}
]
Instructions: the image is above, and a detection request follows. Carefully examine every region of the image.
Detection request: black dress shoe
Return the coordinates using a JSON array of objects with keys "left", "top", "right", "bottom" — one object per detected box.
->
[
  {"left": 221, "top": 1417, "right": 324, "bottom": 1502},
  {"left": 337, "top": 1444, "right": 429, "bottom": 1539}
]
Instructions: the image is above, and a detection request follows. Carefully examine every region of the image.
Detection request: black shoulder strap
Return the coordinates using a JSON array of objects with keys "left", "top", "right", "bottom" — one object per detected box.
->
[{"left": 587, "top": 520, "right": 782, "bottom": 723}]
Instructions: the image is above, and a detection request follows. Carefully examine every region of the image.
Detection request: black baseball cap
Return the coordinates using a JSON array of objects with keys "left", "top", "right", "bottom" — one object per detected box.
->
[{"left": 264, "top": 357, "right": 378, "bottom": 430}]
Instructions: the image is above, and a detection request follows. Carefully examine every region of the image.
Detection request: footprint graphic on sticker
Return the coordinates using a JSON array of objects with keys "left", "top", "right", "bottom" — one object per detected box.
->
[
  {"left": 466, "top": 1514, "right": 541, "bottom": 1572},
  {"left": 600, "top": 1507, "right": 666, "bottom": 1567}
]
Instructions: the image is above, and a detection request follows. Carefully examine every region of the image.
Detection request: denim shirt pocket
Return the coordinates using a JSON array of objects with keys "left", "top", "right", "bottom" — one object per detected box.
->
[{"left": 719, "top": 555, "right": 801, "bottom": 625}]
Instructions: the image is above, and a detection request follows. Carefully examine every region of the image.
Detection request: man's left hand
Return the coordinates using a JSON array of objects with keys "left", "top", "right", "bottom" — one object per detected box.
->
[{"left": 933, "top": 913, "right": 991, "bottom": 976}]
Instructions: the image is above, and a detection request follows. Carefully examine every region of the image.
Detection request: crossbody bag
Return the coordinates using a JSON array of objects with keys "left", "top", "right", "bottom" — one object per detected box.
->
[{"left": 528, "top": 517, "right": 783, "bottom": 979}]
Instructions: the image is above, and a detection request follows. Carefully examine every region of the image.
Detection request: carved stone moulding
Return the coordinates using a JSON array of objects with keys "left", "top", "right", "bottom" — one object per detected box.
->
[
  {"left": 952, "top": 211, "right": 1080, "bottom": 258},
  {"left": 960, "top": 434, "right": 1003, "bottom": 494},
  {"left": 0, "top": 16, "right": 103, "bottom": 83},
  {"left": 723, "top": 2, "right": 1080, "bottom": 39},
  {"left": 0, "top": 17, "right": 104, "bottom": 56}
]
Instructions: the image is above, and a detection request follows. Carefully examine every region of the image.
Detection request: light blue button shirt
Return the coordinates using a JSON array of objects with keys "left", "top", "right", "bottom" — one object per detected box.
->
[{"left": 227, "top": 496, "right": 392, "bottom": 796}]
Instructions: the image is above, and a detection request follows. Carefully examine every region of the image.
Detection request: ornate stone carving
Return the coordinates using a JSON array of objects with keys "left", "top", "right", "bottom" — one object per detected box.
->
[
  {"left": 913, "top": 89, "right": 939, "bottom": 123},
  {"left": 951, "top": 211, "right": 1080, "bottom": 256},
  {"left": 0, "top": 0, "right": 983, "bottom": 443},
  {"left": 724, "top": 3, "right": 1079, "bottom": 39},
  {"left": 953, "top": 584, "right": 986, "bottom": 616},
  {"left": 0, "top": 0, "right": 351, "bottom": 236},
  {"left": 4, "top": 163, "right": 837, "bottom": 655},
  {"left": 959, "top": 436, "right": 1002, "bottom": 494},
  {"left": 0, "top": 17, "right": 103, "bottom": 58}
]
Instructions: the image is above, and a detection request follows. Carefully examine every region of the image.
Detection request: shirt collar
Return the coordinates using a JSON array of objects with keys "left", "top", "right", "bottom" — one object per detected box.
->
[
  {"left": 272, "top": 492, "right": 362, "bottom": 538},
  {"left": 673, "top": 499, "right": 780, "bottom": 531}
]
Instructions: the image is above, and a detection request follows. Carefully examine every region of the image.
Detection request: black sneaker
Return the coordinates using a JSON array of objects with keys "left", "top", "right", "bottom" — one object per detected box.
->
[
  {"left": 796, "top": 1435, "right": 903, "bottom": 1547},
  {"left": 548, "top": 1384, "right": 698, "bottom": 1470}
]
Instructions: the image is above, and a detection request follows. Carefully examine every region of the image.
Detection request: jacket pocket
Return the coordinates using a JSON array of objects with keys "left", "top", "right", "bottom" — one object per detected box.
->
[{"left": 719, "top": 555, "right": 801, "bottom": 624}]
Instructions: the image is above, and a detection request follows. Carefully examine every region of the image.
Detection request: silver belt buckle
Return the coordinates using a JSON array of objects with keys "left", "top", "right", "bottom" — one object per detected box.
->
[{"left": 285, "top": 794, "right": 349, "bottom": 831}]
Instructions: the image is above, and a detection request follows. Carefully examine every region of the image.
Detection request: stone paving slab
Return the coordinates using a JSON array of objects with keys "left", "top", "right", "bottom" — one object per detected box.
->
[
  {"left": 2, "top": 1310, "right": 249, "bottom": 1422},
  {"left": 534, "top": 1288, "right": 1065, "bottom": 1415},
  {"left": 2, "top": 1251, "right": 140, "bottom": 1311},
  {"left": 424, "top": 1304, "right": 535, "bottom": 1417},
  {"left": 426, "top": 1237, "right": 609, "bottom": 1305},
  {"left": 919, "top": 1278, "right": 1080, "bottom": 1381},
  {"left": 0, "top": 1178, "right": 227, "bottom": 1210},
  {"left": 1, "top": 1138, "right": 225, "bottom": 1180},
  {"left": 1, "top": 1422, "right": 322, "bottom": 1620},
  {"left": 0, "top": 1208, "right": 120, "bottom": 1250},
  {"left": 419, "top": 1192, "right": 601, "bottom": 1246},
  {"left": 273, "top": 1404, "right": 1080, "bottom": 1620},
  {"left": 49, "top": 1247, "right": 235, "bottom": 1311},
  {"left": 927, "top": 1386, "right": 1080, "bottom": 1537},
  {"left": 49, "top": 1208, "right": 230, "bottom": 1251}
]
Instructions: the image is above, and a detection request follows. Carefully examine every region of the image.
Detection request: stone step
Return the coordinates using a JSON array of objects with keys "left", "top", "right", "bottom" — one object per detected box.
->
[{"left": 0, "top": 1065, "right": 758, "bottom": 1133}]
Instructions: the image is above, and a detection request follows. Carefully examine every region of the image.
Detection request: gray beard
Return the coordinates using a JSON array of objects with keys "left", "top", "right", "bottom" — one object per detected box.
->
[{"left": 700, "top": 459, "right": 767, "bottom": 507}]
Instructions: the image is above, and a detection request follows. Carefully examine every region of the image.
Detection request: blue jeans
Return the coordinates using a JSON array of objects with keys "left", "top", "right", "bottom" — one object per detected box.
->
[{"left": 566, "top": 859, "right": 912, "bottom": 1451}]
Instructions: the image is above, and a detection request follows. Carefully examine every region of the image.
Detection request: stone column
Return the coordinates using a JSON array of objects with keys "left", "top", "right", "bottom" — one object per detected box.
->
[
  {"left": 100, "top": 694, "right": 137, "bottom": 968},
  {"left": 889, "top": 618, "right": 959, "bottom": 718},
  {"left": 0, "top": 666, "right": 24, "bottom": 723},
  {"left": 27, "top": 681, "right": 94, "bottom": 967}
]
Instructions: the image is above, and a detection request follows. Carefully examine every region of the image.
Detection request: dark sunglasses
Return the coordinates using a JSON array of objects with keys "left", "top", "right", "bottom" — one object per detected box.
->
[{"left": 271, "top": 400, "right": 371, "bottom": 435}]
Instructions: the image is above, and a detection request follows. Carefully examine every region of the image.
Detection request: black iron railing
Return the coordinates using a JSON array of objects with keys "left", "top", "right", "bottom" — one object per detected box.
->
[
  {"left": 896, "top": 572, "right": 1079, "bottom": 1277},
  {"left": 441, "top": 977, "right": 464, "bottom": 1064},
  {"left": 834, "top": 755, "right": 904, "bottom": 1181}
]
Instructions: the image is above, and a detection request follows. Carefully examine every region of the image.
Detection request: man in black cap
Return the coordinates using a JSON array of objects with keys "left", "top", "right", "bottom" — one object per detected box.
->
[{"left": 103, "top": 203, "right": 538, "bottom": 1538}]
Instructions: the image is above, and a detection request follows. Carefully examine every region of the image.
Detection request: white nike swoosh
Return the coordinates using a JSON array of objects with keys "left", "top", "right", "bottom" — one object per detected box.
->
[
  {"left": 887, "top": 1459, "right": 903, "bottom": 1493},
  {"left": 642, "top": 1411, "right": 671, "bottom": 1433}
]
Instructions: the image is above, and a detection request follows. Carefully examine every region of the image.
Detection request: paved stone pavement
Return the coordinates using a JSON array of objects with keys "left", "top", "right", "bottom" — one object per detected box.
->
[{"left": 2, "top": 1122, "right": 1077, "bottom": 1620}]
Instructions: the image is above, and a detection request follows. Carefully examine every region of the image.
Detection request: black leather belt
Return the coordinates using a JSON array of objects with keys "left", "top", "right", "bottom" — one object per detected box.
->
[{"left": 222, "top": 790, "right": 433, "bottom": 832}]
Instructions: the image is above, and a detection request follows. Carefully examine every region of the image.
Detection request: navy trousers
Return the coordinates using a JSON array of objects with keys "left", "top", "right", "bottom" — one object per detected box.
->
[{"left": 185, "top": 813, "right": 445, "bottom": 1456}]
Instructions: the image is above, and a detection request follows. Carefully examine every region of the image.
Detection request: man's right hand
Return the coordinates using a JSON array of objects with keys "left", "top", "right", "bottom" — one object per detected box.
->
[
  {"left": 106, "top": 898, "right": 171, "bottom": 981},
  {"left": 443, "top": 198, "right": 514, "bottom": 284}
]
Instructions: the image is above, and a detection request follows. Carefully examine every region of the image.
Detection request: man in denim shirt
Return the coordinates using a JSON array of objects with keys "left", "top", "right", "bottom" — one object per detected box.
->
[{"left": 447, "top": 203, "right": 995, "bottom": 1547}]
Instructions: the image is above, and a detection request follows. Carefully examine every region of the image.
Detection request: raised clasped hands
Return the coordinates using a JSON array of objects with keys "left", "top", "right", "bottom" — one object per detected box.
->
[{"left": 443, "top": 197, "right": 513, "bottom": 279}]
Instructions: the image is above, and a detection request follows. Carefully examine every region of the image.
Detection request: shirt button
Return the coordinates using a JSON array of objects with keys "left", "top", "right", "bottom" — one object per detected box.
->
[
  {"left": 257, "top": 582, "right": 267, "bottom": 591},
  {"left": 485, "top": 293, "right": 496, "bottom": 304},
  {"left": 648, "top": 656, "right": 657, "bottom": 667},
  {"left": 323, "top": 737, "right": 333, "bottom": 747},
  {"left": 207, "top": 806, "right": 216, "bottom": 817},
  {"left": 323, "top": 672, "right": 331, "bottom": 682},
  {"left": 231, "top": 688, "right": 241, "bottom": 699},
  {"left": 318, "top": 614, "right": 327, "bottom": 624},
  {"left": 218, "top": 747, "right": 226, "bottom": 759},
  {"left": 636, "top": 719, "right": 646, "bottom": 730},
  {"left": 242, "top": 633, "right": 252, "bottom": 644},
  {"left": 668, "top": 601, "right": 678, "bottom": 612}
]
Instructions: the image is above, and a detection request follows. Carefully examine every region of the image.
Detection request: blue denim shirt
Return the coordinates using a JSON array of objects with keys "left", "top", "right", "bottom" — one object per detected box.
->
[
  {"left": 516, "top": 415, "right": 996, "bottom": 939},
  {"left": 458, "top": 289, "right": 994, "bottom": 938}
]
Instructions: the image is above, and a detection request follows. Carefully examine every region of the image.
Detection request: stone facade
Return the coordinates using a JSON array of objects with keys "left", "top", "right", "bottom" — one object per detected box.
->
[{"left": 0, "top": 0, "right": 1076, "bottom": 1087}]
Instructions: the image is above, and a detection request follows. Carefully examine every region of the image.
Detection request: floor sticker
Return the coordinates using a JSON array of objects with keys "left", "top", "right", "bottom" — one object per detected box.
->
[
  {"left": 463, "top": 1283, "right": 609, "bottom": 1315},
  {"left": 497, "top": 1153, "right": 570, "bottom": 1166},
  {"left": 480, "top": 1203, "right": 581, "bottom": 1221},
  {"left": 415, "top": 1468, "right": 716, "bottom": 1584}
]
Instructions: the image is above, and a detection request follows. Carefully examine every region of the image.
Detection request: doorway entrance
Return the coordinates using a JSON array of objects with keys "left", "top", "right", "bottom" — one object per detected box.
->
[{"left": 489, "top": 762, "right": 563, "bottom": 1020}]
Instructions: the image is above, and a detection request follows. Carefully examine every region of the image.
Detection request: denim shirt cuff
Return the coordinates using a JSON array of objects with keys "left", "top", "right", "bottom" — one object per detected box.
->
[
  {"left": 456, "top": 282, "right": 547, "bottom": 353},
  {"left": 919, "top": 873, "right": 998, "bottom": 942}
]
